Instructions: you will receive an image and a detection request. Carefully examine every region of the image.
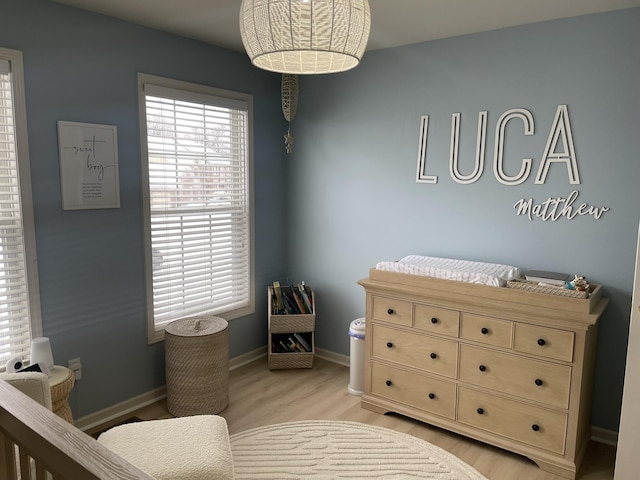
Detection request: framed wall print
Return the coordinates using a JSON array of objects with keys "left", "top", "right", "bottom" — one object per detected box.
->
[{"left": 58, "top": 121, "right": 120, "bottom": 210}]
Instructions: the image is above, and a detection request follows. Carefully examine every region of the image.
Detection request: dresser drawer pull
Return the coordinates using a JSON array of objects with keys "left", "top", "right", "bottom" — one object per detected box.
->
[
  {"left": 535, "top": 378, "right": 543, "bottom": 386},
  {"left": 478, "top": 365, "right": 487, "bottom": 372},
  {"left": 431, "top": 317, "right": 438, "bottom": 324},
  {"left": 537, "top": 338, "right": 546, "bottom": 346},
  {"left": 481, "top": 327, "right": 489, "bottom": 334},
  {"left": 477, "top": 408, "right": 484, "bottom": 415},
  {"left": 428, "top": 393, "right": 436, "bottom": 400},
  {"left": 386, "top": 342, "right": 394, "bottom": 349},
  {"left": 385, "top": 380, "right": 393, "bottom": 386},
  {"left": 430, "top": 352, "right": 437, "bottom": 359},
  {"left": 532, "top": 424, "right": 540, "bottom": 432},
  {"left": 387, "top": 309, "right": 395, "bottom": 315}
]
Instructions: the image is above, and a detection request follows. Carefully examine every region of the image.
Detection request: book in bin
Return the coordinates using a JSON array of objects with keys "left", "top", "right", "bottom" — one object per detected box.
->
[
  {"left": 525, "top": 270, "right": 571, "bottom": 285},
  {"left": 271, "top": 281, "right": 313, "bottom": 315}
]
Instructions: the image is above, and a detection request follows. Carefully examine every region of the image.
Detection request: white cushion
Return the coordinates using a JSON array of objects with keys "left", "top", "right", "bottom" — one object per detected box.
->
[
  {"left": 0, "top": 372, "right": 52, "bottom": 410},
  {"left": 98, "top": 415, "right": 234, "bottom": 480},
  {"left": 376, "top": 254, "right": 521, "bottom": 287}
]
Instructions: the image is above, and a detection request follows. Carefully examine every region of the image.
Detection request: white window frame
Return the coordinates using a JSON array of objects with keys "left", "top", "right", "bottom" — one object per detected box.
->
[
  {"left": 138, "top": 73, "right": 254, "bottom": 344},
  {"left": 0, "top": 47, "right": 42, "bottom": 369}
]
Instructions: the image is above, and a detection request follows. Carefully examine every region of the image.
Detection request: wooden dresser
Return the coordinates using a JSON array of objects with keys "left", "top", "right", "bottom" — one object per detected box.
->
[{"left": 358, "top": 269, "right": 608, "bottom": 479}]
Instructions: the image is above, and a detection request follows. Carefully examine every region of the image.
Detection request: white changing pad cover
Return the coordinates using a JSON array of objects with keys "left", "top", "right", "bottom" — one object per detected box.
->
[{"left": 375, "top": 255, "right": 521, "bottom": 287}]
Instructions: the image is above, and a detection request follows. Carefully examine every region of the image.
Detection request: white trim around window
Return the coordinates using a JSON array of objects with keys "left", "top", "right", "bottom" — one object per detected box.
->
[
  {"left": 0, "top": 47, "right": 43, "bottom": 367},
  {"left": 138, "top": 73, "right": 255, "bottom": 344}
]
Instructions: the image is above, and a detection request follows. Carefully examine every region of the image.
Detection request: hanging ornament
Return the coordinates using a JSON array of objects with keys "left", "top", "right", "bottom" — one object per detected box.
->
[{"left": 281, "top": 73, "right": 298, "bottom": 154}]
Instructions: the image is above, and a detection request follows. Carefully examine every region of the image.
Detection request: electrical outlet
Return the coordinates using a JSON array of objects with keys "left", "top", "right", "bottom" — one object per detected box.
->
[{"left": 68, "top": 357, "right": 82, "bottom": 380}]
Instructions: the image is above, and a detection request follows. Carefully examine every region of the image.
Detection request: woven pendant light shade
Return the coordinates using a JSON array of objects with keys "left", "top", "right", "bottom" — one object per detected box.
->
[{"left": 239, "top": 0, "right": 371, "bottom": 75}]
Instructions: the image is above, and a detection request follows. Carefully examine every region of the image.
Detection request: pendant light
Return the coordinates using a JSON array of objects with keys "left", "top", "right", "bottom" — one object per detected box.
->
[{"left": 239, "top": 0, "right": 371, "bottom": 75}]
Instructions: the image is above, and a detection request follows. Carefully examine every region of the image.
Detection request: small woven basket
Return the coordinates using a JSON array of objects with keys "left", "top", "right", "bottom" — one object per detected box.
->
[
  {"left": 507, "top": 278, "right": 590, "bottom": 299},
  {"left": 165, "top": 316, "right": 229, "bottom": 416},
  {"left": 268, "top": 350, "right": 314, "bottom": 370},
  {"left": 270, "top": 315, "right": 315, "bottom": 333}
]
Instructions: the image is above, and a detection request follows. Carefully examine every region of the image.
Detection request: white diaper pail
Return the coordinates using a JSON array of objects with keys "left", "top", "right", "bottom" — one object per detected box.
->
[{"left": 348, "top": 318, "right": 366, "bottom": 396}]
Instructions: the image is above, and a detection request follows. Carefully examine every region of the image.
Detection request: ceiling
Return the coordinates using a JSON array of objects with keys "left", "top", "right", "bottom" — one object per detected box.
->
[{"left": 51, "top": 0, "right": 640, "bottom": 53}]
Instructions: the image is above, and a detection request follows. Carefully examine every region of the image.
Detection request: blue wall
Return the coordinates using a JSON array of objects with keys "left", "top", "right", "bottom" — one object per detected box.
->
[
  {"left": 290, "top": 9, "right": 640, "bottom": 431},
  {"left": 1, "top": 0, "right": 287, "bottom": 418},
  {"left": 2, "top": 0, "right": 638, "bottom": 432}
]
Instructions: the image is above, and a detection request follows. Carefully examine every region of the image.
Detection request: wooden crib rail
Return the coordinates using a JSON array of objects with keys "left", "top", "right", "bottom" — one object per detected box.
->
[{"left": 0, "top": 378, "right": 153, "bottom": 480}]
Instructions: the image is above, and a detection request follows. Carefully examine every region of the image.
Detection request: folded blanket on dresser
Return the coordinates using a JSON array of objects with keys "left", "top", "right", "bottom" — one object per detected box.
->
[{"left": 376, "top": 255, "right": 520, "bottom": 287}]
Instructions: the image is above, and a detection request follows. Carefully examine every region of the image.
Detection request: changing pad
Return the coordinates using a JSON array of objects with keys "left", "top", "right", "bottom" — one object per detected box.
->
[{"left": 375, "top": 255, "right": 520, "bottom": 287}]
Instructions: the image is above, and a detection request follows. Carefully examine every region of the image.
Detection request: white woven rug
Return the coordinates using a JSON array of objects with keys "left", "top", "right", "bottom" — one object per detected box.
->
[{"left": 230, "top": 420, "right": 489, "bottom": 479}]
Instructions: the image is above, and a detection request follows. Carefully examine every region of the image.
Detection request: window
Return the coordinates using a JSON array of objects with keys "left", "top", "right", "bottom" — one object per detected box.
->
[
  {"left": 0, "top": 48, "right": 42, "bottom": 368},
  {"left": 138, "top": 74, "right": 254, "bottom": 343}
]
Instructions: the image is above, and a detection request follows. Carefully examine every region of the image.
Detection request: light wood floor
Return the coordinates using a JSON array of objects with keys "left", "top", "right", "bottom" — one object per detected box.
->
[{"left": 91, "top": 357, "right": 616, "bottom": 480}]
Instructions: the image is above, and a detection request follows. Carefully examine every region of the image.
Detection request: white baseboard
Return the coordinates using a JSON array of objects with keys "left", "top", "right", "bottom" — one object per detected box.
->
[
  {"left": 591, "top": 426, "right": 618, "bottom": 446},
  {"left": 229, "top": 346, "right": 267, "bottom": 370},
  {"left": 76, "top": 347, "right": 619, "bottom": 448},
  {"left": 74, "top": 385, "right": 167, "bottom": 432},
  {"left": 316, "top": 347, "right": 350, "bottom": 367},
  {"left": 75, "top": 347, "right": 267, "bottom": 432}
]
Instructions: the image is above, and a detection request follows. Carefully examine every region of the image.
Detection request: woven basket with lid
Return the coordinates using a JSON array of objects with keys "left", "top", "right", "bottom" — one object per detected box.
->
[{"left": 165, "top": 316, "right": 229, "bottom": 416}]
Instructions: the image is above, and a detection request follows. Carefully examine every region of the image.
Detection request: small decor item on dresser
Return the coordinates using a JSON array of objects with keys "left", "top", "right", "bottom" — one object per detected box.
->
[{"left": 567, "top": 275, "right": 589, "bottom": 292}]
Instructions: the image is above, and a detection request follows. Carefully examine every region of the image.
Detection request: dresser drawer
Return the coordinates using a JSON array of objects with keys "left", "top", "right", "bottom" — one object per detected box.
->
[
  {"left": 458, "top": 387, "right": 567, "bottom": 454},
  {"left": 414, "top": 304, "right": 460, "bottom": 337},
  {"left": 460, "top": 313, "right": 513, "bottom": 348},
  {"left": 459, "top": 344, "right": 571, "bottom": 409},
  {"left": 371, "top": 362, "right": 456, "bottom": 419},
  {"left": 372, "top": 296, "right": 412, "bottom": 326},
  {"left": 372, "top": 324, "right": 458, "bottom": 378},
  {"left": 514, "top": 323, "right": 575, "bottom": 362}
]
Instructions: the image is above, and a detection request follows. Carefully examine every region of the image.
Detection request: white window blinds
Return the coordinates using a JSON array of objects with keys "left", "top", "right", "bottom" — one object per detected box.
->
[
  {"left": 0, "top": 51, "right": 40, "bottom": 366},
  {"left": 141, "top": 79, "right": 253, "bottom": 339}
]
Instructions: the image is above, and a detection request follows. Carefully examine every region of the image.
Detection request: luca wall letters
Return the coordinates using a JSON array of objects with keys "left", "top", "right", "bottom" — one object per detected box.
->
[{"left": 415, "top": 105, "right": 609, "bottom": 221}]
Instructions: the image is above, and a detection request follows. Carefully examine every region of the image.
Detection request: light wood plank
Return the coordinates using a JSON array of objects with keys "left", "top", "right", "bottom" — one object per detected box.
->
[{"left": 117, "top": 357, "right": 614, "bottom": 480}]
